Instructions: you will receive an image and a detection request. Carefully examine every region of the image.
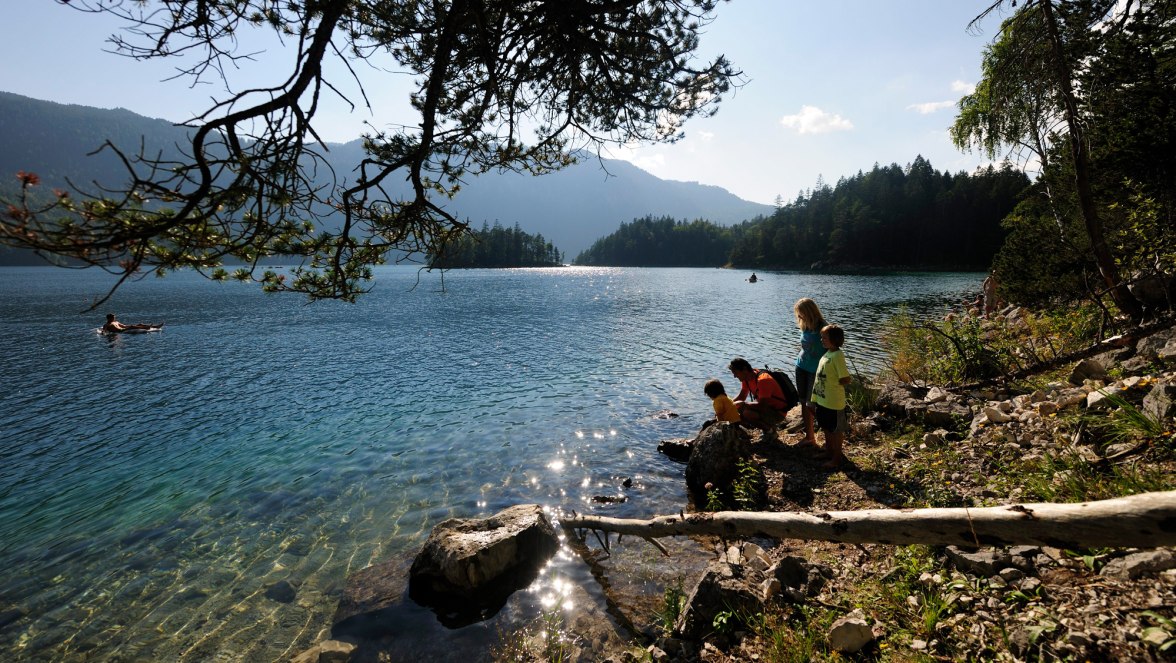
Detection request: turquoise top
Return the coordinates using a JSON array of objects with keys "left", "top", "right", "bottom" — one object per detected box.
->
[{"left": 796, "top": 329, "right": 826, "bottom": 373}]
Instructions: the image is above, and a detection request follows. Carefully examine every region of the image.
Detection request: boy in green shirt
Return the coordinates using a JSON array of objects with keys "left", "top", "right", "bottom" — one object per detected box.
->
[{"left": 811, "top": 324, "right": 851, "bottom": 469}]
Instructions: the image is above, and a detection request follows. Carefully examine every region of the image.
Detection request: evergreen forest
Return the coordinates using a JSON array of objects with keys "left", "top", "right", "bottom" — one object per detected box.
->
[
  {"left": 574, "top": 215, "right": 737, "bottom": 267},
  {"left": 575, "top": 157, "right": 1030, "bottom": 270},
  {"left": 427, "top": 222, "right": 563, "bottom": 268}
]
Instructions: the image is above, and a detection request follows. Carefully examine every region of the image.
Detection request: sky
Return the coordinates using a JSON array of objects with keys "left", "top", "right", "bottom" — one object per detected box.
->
[{"left": 0, "top": 1, "right": 1012, "bottom": 206}]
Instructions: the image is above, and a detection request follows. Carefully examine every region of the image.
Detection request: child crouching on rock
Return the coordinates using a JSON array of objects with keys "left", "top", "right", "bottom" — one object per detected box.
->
[
  {"left": 812, "top": 324, "right": 852, "bottom": 469},
  {"left": 701, "top": 378, "right": 742, "bottom": 431}
]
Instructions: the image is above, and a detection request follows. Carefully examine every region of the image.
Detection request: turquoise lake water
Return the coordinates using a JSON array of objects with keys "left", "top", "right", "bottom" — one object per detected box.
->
[{"left": 0, "top": 265, "right": 980, "bottom": 661}]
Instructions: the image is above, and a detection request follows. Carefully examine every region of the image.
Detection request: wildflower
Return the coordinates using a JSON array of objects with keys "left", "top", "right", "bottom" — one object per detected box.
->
[{"left": 5, "top": 205, "right": 28, "bottom": 222}]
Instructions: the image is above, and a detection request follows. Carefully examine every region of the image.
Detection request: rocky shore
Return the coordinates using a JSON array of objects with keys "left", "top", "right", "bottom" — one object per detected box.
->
[{"left": 293, "top": 322, "right": 1176, "bottom": 662}]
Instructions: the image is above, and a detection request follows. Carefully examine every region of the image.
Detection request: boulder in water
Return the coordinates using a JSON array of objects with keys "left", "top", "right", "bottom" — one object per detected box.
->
[{"left": 407, "top": 504, "right": 559, "bottom": 626}]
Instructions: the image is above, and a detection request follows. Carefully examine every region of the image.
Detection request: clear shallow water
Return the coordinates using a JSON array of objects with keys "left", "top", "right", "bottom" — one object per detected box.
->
[{"left": 0, "top": 266, "right": 979, "bottom": 660}]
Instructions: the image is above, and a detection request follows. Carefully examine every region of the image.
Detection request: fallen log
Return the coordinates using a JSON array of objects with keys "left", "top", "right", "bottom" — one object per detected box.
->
[{"left": 561, "top": 491, "right": 1176, "bottom": 550}]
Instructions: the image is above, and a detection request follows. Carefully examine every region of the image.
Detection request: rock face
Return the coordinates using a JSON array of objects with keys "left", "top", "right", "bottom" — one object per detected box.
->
[
  {"left": 407, "top": 504, "right": 559, "bottom": 626},
  {"left": 656, "top": 437, "right": 694, "bottom": 462},
  {"left": 875, "top": 384, "right": 973, "bottom": 429},
  {"left": 684, "top": 423, "right": 751, "bottom": 501},
  {"left": 1143, "top": 382, "right": 1176, "bottom": 422},
  {"left": 672, "top": 545, "right": 832, "bottom": 642},
  {"left": 674, "top": 561, "right": 763, "bottom": 640}
]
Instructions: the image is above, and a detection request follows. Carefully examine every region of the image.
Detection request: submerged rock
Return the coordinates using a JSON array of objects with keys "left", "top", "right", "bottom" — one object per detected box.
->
[{"left": 264, "top": 579, "right": 298, "bottom": 604}]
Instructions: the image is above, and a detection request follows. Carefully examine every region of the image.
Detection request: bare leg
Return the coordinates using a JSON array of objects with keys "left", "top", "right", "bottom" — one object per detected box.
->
[
  {"left": 800, "top": 404, "right": 817, "bottom": 445},
  {"left": 821, "top": 430, "right": 845, "bottom": 468}
]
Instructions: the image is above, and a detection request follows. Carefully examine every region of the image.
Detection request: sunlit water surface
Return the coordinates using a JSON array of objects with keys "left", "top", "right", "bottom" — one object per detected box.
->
[{"left": 0, "top": 266, "right": 979, "bottom": 661}]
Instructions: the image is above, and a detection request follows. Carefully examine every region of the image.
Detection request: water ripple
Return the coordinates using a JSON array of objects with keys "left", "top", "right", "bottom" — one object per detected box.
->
[{"left": 0, "top": 265, "right": 978, "bottom": 660}]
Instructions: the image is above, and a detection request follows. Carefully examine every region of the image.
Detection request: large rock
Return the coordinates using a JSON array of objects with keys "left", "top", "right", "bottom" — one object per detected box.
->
[
  {"left": 1143, "top": 382, "right": 1176, "bottom": 423},
  {"left": 290, "top": 640, "right": 357, "bottom": 663},
  {"left": 828, "top": 610, "right": 874, "bottom": 653},
  {"left": 762, "top": 556, "right": 832, "bottom": 603},
  {"left": 1135, "top": 329, "right": 1176, "bottom": 361},
  {"left": 657, "top": 437, "right": 694, "bottom": 462},
  {"left": 1069, "top": 358, "right": 1108, "bottom": 386},
  {"left": 332, "top": 556, "right": 411, "bottom": 634},
  {"left": 1128, "top": 274, "right": 1176, "bottom": 312},
  {"left": 674, "top": 561, "right": 762, "bottom": 640},
  {"left": 406, "top": 504, "right": 559, "bottom": 626},
  {"left": 875, "top": 384, "right": 927, "bottom": 418},
  {"left": 685, "top": 423, "right": 751, "bottom": 501},
  {"left": 945, "top": 546, "right": 1013, "bottom": 576},
  {"left": 1101, "top": 549, "right": 1176, "bottom": 580},
  {"left": 876, "top": 384, "right": 971, "bottom": 428}
]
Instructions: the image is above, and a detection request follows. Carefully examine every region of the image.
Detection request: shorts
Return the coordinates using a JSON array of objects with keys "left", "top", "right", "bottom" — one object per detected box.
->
[
  {"left": 795, "top": 368, "right": 816, "bottom": 404},
  {"left": 814, "top": 404, "right": 847, "bottom": 434},
  {"left": 744, "top": 401, "right": 785, "bottom": 428}
]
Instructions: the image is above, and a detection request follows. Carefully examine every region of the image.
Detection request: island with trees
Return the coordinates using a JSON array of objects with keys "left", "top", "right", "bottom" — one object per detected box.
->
[
  {"left": 427, "top": 222, "right": 563, "bottom": 269},
  {"left": 2, "top": 1, "right": 1175, "bottom": 662}
]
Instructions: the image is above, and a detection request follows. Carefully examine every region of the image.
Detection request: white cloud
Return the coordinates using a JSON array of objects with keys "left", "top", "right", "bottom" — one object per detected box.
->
[
  {"left": 779, "top": 106, "right": 854, "bottom": 134},
  {"left": 601, "top": 142, "right": 668, "bottom": 174},
  {"left": 697, "top": 130, "right": 715, "bottom": 142},
  {"left": 952, "top": 80, "right": 976, "bottom": 94},
  {"left": 907, "top": 100, "right": 956, "bottom": 114},
  {"left": 630, "top": 153, "right": 667, "bottom": 174}
]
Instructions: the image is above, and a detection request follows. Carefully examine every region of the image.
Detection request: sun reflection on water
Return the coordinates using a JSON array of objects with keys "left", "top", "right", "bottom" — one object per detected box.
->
[{"left": 528, "top": 558, "right": 576, "bottom": 612}]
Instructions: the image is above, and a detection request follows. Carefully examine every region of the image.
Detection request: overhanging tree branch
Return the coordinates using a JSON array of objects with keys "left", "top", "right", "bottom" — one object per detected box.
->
[{"left": 1, "top": 0, "right": 741, "bottom": 305}]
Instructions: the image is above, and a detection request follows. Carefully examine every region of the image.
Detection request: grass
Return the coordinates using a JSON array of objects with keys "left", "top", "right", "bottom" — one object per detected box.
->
[
  {"left": 702, "top": 458, "right": 764, "bottom": 511},
  {"left": 1018, "top": 449, "right": 1175, "bottom": 503},
  {"left": 1087, "top": 388, "right": 1169, "bottom": 448},
  {"left": 750, "top": 604, "right": 841, "bottom": 663},
  {"left": 732, "top": 459, "right": 763, "bottom": 510},
  {"left": 656, "top": 579, "right": 686, "bottom": 634},
  {"left": 881, "top": 303, "right": 1108, "bottom": 386}
]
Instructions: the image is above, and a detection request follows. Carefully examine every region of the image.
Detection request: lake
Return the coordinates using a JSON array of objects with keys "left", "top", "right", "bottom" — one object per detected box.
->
[{"left": 0, "top": 265, "right": 979, "bottom": 661}]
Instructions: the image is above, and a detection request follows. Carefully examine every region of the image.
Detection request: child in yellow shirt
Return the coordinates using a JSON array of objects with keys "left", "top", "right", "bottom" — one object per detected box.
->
[{"left": 704, "top": 379, "right": 741, "bottom": 426}]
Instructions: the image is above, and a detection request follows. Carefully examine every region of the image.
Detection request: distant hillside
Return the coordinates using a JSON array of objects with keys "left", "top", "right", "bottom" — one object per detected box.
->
[
  {"left": 0, "top": 92, "right": 773, "bottom": 260},
  {"left": 0, "top": 91, "right": 190, "bottom": 194}
]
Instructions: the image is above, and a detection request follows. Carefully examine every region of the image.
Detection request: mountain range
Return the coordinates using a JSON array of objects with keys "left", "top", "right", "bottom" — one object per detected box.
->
[{"left": 0, "top": 91, "right": 773, "bottom": 260}]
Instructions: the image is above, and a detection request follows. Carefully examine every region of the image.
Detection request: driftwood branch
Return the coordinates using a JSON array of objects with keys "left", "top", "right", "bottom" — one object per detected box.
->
[{"left": 560, "top": 491, "right": 1176, "bottom": 550}]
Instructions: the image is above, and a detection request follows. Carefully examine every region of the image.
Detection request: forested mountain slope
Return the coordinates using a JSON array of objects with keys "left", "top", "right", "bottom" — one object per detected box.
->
[{"left": 0, "top": 92, "right": 772, "bottom": 262}]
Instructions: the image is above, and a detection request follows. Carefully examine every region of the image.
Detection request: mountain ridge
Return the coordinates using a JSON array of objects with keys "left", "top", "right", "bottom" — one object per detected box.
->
[{"left": 0, "top": 91, "right": 773, "bottom": 259}]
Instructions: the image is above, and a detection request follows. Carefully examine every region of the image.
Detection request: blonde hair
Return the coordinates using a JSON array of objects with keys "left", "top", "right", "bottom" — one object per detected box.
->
[{"left": 794, "top": 298, "right": 826, "bottom": 332}]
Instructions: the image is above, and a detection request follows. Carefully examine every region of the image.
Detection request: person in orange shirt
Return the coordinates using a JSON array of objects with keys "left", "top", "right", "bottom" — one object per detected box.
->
[{"left": 728, "top": 357, "right": 787, "bottom": 430}]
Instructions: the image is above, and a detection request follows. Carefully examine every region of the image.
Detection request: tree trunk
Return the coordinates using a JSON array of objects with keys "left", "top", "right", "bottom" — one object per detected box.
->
[
  {"left": 1038, "top": 0, "right": 1143, "bottom": 321},
  {"left": 561, "top": 491, "right": 1176, "bottom": 549}
]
